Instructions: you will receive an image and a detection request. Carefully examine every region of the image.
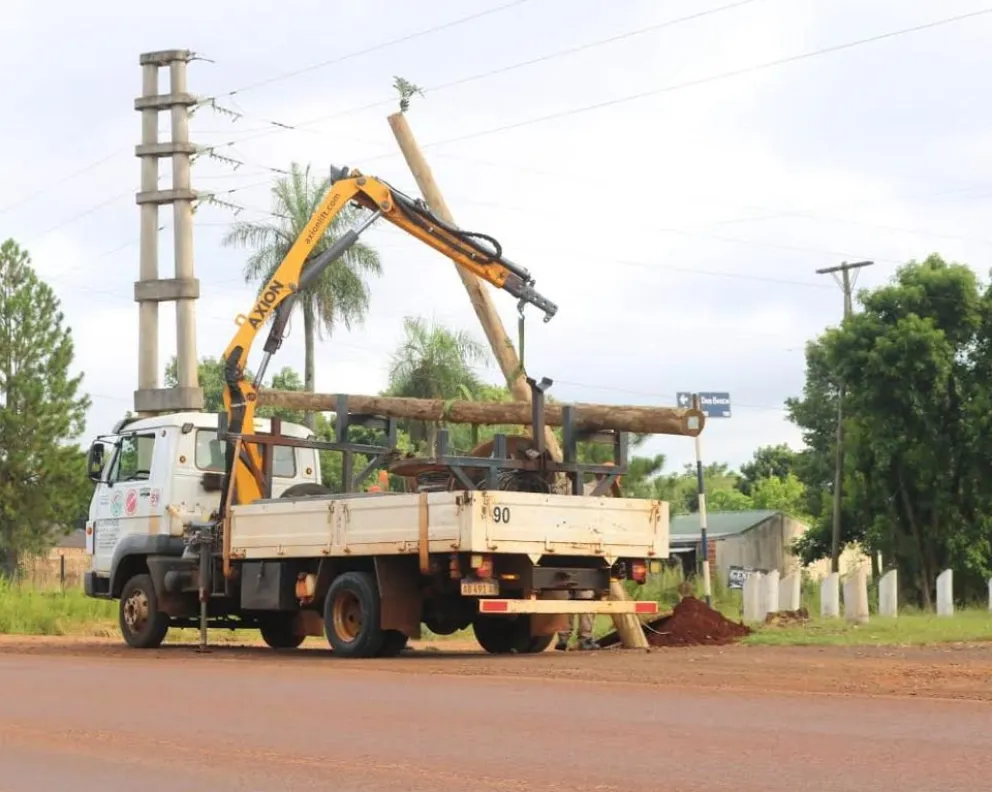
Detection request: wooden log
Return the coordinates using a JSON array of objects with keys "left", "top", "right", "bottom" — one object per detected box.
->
[
  {"left": 386, "top": 112, "right": 566, "bottom": 461},
  {"left": 256, "top": 388, "right": 705, "bottom": 437}
]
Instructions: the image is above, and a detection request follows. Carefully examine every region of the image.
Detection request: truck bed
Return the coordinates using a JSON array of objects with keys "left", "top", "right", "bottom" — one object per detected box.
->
[{"left": 228, "top": 490, "right": 669, "bottom": 561}]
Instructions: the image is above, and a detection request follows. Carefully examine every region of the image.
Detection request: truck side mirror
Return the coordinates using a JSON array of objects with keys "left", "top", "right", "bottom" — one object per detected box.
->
[{"left": 87, "top": 442, "right": 106, "bottom": 483}]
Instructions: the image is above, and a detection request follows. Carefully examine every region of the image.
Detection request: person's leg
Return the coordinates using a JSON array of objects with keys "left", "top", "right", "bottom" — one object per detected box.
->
[
  {"left": 543, "top": 589, "right": 572, "bottom": 650},
  {"left": 575, "top": 590, "right": 599, "bottom": 650}
]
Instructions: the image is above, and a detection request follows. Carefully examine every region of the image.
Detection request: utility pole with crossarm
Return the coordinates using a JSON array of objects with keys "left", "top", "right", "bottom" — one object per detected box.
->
[{"left": 815, "top": 259, "right": 874, "bottom": 573}]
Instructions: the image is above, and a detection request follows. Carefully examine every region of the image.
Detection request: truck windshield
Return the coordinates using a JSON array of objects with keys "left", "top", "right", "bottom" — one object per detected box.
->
[{"left": 194, "top": 429, "right": 297, "bottom": 478}]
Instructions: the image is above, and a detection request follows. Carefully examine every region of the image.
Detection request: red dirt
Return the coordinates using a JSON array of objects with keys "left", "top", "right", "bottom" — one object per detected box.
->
[
  {"left": 599, "top": 595, "right": 751, "bottom": 648},
  {"left": 645, "top": 595, "right": 752, "bottom": 647}
]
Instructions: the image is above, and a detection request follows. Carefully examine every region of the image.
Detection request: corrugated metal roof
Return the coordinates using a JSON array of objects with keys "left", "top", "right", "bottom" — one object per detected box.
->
[{"left": 670, "top": 509, "right": 779, "bottom": 543}]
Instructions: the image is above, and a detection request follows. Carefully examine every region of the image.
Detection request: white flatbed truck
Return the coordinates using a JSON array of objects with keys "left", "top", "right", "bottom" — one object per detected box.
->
[
  {"left": 81, "top": 165, "right": 694, "bottom": 657},
  {"left": 83, "top": 408, "right": 667, "bottom": 657}
]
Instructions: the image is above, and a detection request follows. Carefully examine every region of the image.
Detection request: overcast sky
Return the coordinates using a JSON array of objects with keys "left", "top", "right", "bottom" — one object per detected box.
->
[{"left": 2, "top": 0, "right": 991, "bottom": 472}]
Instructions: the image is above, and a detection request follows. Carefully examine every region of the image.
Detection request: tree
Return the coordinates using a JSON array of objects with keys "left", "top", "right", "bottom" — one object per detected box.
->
[
  {"left": 222, "top": 162, "right": 383, "bottom": 429},
  {"left": 789, "top": 253, "right": 992, "bottom": 606},
  {"left": 386, "top": 315, "right": 488, "bottom": 448},
  {"left": 0, "top": 239, "right": 92, "bottom": 577},
  {"left": 737, "top": 444, "right": 799, "bottom": 496},
  {"left": 164, "top": 356, "right": 307, "bottom": 424}
]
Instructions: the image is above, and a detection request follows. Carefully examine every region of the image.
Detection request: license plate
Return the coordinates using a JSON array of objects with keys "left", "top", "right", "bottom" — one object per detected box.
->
[{"left": 461, "top": 579, "right": 500, "bottom": 597}]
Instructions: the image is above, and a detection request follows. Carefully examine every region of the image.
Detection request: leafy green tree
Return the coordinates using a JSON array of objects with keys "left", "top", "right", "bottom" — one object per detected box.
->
[
  {"left": 165, "top": 356, "right": 306, "bottom": 425},
  {"left": 751, "top": 473, "right": 809, "bottom": 519},
  {"left": 737, "top": 444, "right": 799, "bottom": 496},
  {"left": 386, "top": 315, "right": 489, "bottom": 448},
  {"left": 0, "top": 239, "right": 92, "bottom": 577},
  {"left": 790, "top": 254, "right": 992, "bottom": 606},
  {"left": 222, "top": 162, "right": 383, "bottom": 429}
]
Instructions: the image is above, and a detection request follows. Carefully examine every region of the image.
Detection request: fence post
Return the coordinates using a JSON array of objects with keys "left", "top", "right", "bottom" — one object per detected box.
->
[{"left": 60, "top": 554, "right": 66, "bottom": 594}]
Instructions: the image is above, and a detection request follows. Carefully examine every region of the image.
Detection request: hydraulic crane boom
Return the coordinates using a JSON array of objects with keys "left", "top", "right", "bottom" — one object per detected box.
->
[{"left": 219, "top": 165, "right": 559, "bottom": 514}]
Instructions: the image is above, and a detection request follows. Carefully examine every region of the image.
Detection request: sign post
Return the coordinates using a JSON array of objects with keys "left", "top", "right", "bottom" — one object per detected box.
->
[{"left": 676, "top": 391, "right": 732, "bottom": 607}]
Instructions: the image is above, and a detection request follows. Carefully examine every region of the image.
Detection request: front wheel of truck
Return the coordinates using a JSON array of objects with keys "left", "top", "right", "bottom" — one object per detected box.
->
[
  {"left": 323, "top": 571, "right": 385, "bottom": 658},
  {"left": 119, "top": 573, "right": 170, "bottom": 649}
]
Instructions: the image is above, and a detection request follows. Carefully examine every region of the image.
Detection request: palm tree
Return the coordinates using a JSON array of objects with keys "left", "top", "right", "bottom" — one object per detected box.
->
[
  {"left": 222, "top": 162, "right": 382, "bottom": 429},
  {"left": 387, "top": 315, "right": 488, "bottom": 448}
]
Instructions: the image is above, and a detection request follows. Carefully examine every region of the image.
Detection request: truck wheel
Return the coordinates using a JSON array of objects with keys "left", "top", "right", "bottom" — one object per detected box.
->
[
  {"left": 281, "top": 483, "right": 332, "bottom": 498},
  {"left": 119, "top": 573, "right": 170, "bottom": 649},
  {"left": 259, "top": 615, "right": 306, "bottom": 649},
  {"left": 376, "top": 629, "right": 410, "bottom": 658},
  {"left": 323, "top": 571, "right": 385, "bottom": 658},
  {"left": 473, "top": 614, "right": 545, "bottom": 654}
]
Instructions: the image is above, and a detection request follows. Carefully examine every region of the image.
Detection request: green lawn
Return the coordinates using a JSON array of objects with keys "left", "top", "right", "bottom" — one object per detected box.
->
[
  {"left": 744, "top": 609, "right": 992, "bottom": 646},
  {"left": 0, "top": 580, "right": 116, "bottom": 636}
]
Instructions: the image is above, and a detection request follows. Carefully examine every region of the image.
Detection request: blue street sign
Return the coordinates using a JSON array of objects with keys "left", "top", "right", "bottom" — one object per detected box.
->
[{"left": 676, "top": 391, "right": 732, "bottom": 418}]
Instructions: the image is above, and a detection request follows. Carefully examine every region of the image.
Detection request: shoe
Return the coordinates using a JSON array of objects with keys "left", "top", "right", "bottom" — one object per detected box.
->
[
  {"left": 576, "top": 638, "right": 599, "bottom": 651},
  {"left": 555, "top": 638, "right": 569, "bottom": 651}
]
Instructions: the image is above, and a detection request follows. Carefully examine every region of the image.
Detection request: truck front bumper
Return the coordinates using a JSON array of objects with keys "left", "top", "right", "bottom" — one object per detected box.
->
[{"left": 84, "top": 572, "right": 111, "bottom": 599}]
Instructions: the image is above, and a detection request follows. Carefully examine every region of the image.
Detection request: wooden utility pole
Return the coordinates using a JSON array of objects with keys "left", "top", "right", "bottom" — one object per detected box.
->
[
  {"left": 386, "top": 112, "right": 563, "bottom": 463},
  {"left": 386, "top": 111, "right": 648, "bottom": 649},
  {"left": 816, "top": 259, "right": 874, "bottom": 573}
]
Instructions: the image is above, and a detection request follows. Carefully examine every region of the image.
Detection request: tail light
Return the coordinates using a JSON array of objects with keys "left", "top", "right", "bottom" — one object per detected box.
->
[{"left": 471, "top": 554, "right": 493, "bottom": 578}]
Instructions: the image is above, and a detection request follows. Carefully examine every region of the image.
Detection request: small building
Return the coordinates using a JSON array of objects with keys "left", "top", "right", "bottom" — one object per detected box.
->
[{"left": 668, "top": 509, "right": 869, "bottom": 588}]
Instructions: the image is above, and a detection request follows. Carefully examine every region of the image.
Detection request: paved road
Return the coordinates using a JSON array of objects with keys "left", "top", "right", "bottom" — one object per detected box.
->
[{"left": 1, "top": 650, "right": 990, "bottom": 791}]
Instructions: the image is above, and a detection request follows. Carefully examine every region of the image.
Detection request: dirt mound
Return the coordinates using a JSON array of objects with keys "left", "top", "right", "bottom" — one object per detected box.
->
[
  {"left": 764, "top": 608, "right": 809, "bottom": 627},
  {"left": 598, "top": 596, "right": 751, "bottom": 648}
]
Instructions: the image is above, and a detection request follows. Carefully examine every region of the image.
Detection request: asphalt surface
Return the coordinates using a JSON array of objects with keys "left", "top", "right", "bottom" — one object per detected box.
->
[{"left": 1, "top": 649, "right": 990, "bottom": 791}]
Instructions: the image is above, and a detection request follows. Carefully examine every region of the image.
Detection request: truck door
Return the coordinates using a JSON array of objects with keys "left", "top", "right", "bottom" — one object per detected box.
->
[{"left": 90, "top": 430, "right": 162, "bottom": 576}]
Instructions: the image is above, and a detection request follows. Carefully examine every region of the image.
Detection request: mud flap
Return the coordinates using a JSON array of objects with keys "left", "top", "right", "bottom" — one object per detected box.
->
[{"left": 375, "top": 555, "right": 423, "bottom": 639}]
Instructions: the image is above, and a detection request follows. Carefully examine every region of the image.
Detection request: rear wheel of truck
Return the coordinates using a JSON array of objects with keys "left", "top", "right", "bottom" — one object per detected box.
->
[
  {"left": 473, "top": 614, "right": 551, "bottom": 654},
  {"left": 258, "top": 615, "right": 306, "bottom": 649},
  {"left": 323, "top": 571, "right": 384, "bottom": 658},
  {"left": 119, "top": 573, "right": 170, "bottom": 649}
]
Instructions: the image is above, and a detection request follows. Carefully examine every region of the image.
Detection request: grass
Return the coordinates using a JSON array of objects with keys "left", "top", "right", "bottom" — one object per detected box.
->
[
  {"left": 0, "top": 579, "right": 116, "bottom": 636},
  {"left": 744, "top": 609, "right": 992, "bottom": 646}
]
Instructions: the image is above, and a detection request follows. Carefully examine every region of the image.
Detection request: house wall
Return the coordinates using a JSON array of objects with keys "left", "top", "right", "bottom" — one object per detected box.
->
[
  {"left": 20, "top": 546, "right": 90, "bottom": 590},
  {"left": 712, "top": 514, "right": 871, "bottom": 585}
]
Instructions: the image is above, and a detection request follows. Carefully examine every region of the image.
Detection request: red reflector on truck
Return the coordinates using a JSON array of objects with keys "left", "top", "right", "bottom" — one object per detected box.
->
[
  {"left": 479, "top": 600, "right": 510, "bottom": 613},
  {"left": 634, "top": 601, "right": 658, "bottom": 614}
]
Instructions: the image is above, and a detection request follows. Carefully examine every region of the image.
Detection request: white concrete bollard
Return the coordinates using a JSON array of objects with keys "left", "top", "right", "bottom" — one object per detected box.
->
[
  {"left": 779, "top": 573, "right": 801, "bottom": 612},
  {"left": 936, "top": 569, "right": 954, "bottom": 616},
  {"left": 820, "top": 572, "right": 840, "bottom": 618},
  {"left": 878, "top": 569, "right": 898, "bottom": 618},
  {"left": 843, "top": 567, "right": 870, "bottom": 624},
  {"left": 761, "top": 569, "right": 780, "bottom": 615},
  {"left": 743, "top": 572, "right": 765, "bottom": 622}
]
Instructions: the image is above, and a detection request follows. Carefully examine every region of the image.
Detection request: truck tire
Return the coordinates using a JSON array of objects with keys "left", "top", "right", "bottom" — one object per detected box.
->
[
  {"left": 119, "top": 573, "right": 170, "bottom": 649},
  {"left": 376, "top": 629, "right": 410, "bottom": 658},
  {"left": 281, "top": 483, "right": 333, "bottom": 498},
  {"left": 259, "top": 615, "right": 306, "bottom": 649},
  {"left": 323, "top": 571, "right": 385, "bottom": 658},
  {"left": 473, "top": 614, "right": 549, "bottom": 654}
]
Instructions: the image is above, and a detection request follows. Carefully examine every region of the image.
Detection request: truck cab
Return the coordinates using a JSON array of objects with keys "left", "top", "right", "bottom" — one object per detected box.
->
[{"left": 82, "top": 411, "right": 321, "bottom": 605}]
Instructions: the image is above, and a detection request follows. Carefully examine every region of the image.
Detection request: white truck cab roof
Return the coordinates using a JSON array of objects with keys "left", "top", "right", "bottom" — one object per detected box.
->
[{"left": 109, "top": 411, "right": 314, "bottom": 439}]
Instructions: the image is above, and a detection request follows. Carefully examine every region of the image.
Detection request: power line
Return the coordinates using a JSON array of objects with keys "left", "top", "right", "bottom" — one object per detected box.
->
[
  {"left": 196, "top": 0, "right": 537, "bottom": 104},
  {"left": 410, "top": 6, "right": 992, "bottom": 150},
  {"left": 248, "top": 0, "right": 768, "bottom": 132},
  {"left": 0, "top": 150, "right": 126, "bottom": 216}
]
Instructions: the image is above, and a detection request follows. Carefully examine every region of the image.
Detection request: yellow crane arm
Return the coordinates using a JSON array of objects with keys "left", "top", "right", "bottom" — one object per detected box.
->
[{"left": 218, "top": 166, "right": 558, "bottom": 513}]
